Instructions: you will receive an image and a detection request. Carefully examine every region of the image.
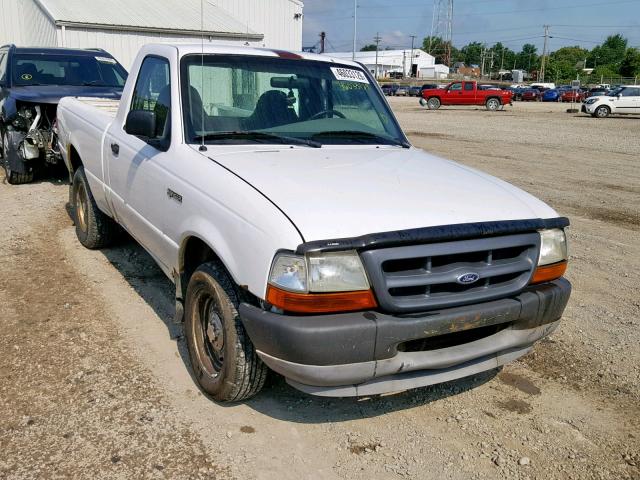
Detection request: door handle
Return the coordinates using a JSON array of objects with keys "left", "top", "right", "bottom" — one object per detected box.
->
[{"left": 111, "top": 143, "right": 119, "bottom": 155}]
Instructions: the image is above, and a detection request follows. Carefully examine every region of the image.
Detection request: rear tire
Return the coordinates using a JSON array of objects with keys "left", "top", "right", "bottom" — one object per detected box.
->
[
  {"left": 486, "top": 98, "right": 500, "bottom": 111},
  {"left": 184, "top": 262, "right": 267, "bottom": 402},
  {"left": 427, "top": 97, "right": 441, "bottom": 110},
  {"left": 594, "top": 105, "right": 610, "bottom": 118},
  {"left": 71, "top": 166, "right": 118, "bottom": 249},
  {"left": 2, "top": 130, "right": 34, "bottom": 185}
]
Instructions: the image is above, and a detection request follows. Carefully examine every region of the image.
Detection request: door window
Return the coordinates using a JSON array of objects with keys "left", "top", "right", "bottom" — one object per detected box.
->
[
  {"left": 464, "top": 83, "right": 474, "bottom": 91},
  {"left": 130, "top": 56, "right": 171, "bottom": 142},
  {"left": 0, "top": 53, "right": 7, "bottom": 84},
  {"left": 621, "top": 87, "right": 640, "bottom": 97},
  {"left": 449, "top": 83, "right": 462, "bottom": 91}
]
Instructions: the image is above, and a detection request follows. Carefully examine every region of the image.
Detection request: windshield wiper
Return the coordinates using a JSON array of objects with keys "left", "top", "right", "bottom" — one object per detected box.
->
[
  {"left": 193, "top": 131, "right": 321, "bottom": 148},
  {"left": 82, "top": 81, "right": 107, "bottom": 86},
  {"left": 311, "top": 130, "right": 410, "bottom": 148}
]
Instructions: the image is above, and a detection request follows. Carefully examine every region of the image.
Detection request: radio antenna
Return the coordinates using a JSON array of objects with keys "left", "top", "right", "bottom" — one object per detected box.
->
[{"left": 199, "top": 0, "right": 207, "bottom": 151}]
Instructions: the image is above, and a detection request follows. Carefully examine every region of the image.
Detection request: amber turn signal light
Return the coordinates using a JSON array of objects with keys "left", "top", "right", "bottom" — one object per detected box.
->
[
  {"left": 266, "top": 285, "right": 377, "bottom": 314},
  {"left": 531, "top": 261, "right": 567, "bottom": 284}
]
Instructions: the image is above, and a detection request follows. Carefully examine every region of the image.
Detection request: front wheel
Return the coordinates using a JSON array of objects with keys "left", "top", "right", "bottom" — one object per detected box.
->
[
  {"left": 185, "top": 263, "right": 267, "bottom": 402},
  {"left": 594, "top": 105, "right": 610, "bottom": 118},
  {"left": 427, "top": 97, "right": 441, "bottom": 110},
  {"left": 2, "top": 130, "right": 34, "bottom": 185},
  {"left": 486, "top": 98, "right": 501, "bottom": 111}
]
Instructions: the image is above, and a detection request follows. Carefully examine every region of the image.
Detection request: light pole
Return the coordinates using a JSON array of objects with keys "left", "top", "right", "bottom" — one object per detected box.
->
[
  {"left": 409, "top": 35, "right": 416, "bottom": 78},
  {"left": 352, "top": 0, "right": 357, "bottom": 61}
]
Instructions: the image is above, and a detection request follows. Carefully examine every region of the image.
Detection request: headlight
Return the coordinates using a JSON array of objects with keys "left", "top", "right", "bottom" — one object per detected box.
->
[
  {"left": 586, "top": 98, "right": 598, "bottom": 104},
  {"left": 18, "top": 106, "right": 34, "bottom": 119},
  {"left": 538, "top": 229, "right": 568, "bottom": 266},
  {"left": 268, "top": 253, "right": 307, "bottom": 292},
  {"left": 267, "top": 251, "right": 376, "bottom": 313},
  {"left": 269, "top": 250, "right": 369, "bottom": 293},
  {"left": 532, "top": 228, "right": 568, "bottom": 284}
]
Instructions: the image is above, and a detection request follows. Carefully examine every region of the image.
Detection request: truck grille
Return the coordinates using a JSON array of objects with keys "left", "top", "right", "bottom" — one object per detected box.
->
[{"left": 360, "top": 233, "right": 540, "bottom": 313}]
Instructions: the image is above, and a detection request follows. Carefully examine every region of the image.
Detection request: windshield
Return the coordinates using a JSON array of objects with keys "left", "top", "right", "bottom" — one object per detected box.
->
[
  {"left": 180, "top": 55, "right": 405, "bottom": 146},
  {"left": 12, "top": 53, "right": 127, "bottom": 87}
]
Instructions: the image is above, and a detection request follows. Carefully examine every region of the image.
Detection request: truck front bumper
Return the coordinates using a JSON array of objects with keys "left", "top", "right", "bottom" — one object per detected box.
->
[{"left": 239, "top": 278, "right": 571, "bottom": 397}]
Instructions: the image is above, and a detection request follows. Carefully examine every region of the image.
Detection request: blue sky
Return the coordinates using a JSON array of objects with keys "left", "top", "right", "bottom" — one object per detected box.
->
[{"left": 302, "top": 0, "right": 640, "bottom": 53}]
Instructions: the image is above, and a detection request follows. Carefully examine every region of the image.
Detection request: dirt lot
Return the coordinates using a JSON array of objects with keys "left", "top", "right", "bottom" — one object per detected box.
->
[{"left": 1, "top": 99, "right": 638, "bottom": 480}]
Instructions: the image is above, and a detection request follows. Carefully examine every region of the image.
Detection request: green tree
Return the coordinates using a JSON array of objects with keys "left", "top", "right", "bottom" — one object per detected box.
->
[
  {"left": 421, "top": 36, "right": 459, "bottom": 65},
  {"left": 491, "top": 42, "right": 516, "bottom": 72},
  {"left": 360, "top": 44, "right": 378, "bottom": 52},
  {"left": 587, "top": 34, "right": 628, "bottom": 70},
  {"left": 516, "top": 44, "right": 538, "bottom": 72},
  {"left": 620, "top": 47, "right": 640, "bottom": 77},
  {"left": 459, "top": 41, "right": 484, "bottom": 66}
]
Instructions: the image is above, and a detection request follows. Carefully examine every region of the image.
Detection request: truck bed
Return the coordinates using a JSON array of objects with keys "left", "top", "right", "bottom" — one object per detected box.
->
[{"left": 73, "top": 97, "right": 120, "bottom": 118}]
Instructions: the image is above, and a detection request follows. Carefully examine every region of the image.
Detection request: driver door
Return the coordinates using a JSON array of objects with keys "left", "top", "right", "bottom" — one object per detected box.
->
[
  {"left": 105, "top": 55, "right": 175, "bottom": 272},
  {"left": 445, "top": 82, "right": 464, "bottom": 105}
]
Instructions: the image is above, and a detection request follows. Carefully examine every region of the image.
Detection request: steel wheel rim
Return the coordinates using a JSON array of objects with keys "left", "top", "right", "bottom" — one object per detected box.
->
[
  {"left": 488, "top": 99, "right": 499, "bottom": 110},
  {"left": 75, "top": 182, "right": 88, "bottom": 233},
  {"left": 193, "top": 293, "right": 225, "bottom": 378},
  {"left": 596, "top": 107, "right": 608, "bottom": 117}
]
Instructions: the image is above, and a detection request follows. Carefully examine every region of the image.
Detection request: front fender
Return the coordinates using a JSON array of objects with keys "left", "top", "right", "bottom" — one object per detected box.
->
[{"left": 177, "top": 213, "right": 301, "bottom": 301}]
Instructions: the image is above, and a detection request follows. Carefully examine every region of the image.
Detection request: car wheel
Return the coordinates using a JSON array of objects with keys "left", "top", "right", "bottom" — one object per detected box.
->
[
  {"left": 486, "top": 98, "right": 500, "bottom": 111},
  {"left": 2, "top": 130, "right": 34, "bottom": 185},
  {"left": 71, "top": 166, "right": 118, "bottom": 249},
  {"left": 427, "top": 97, "right": 441, "bottom": 110},
  {"left": 185, "top": 262, "right": 267, "bottom": 402},
  {"left": 595, "top": 105, "right": 610, "bottom": 118}
]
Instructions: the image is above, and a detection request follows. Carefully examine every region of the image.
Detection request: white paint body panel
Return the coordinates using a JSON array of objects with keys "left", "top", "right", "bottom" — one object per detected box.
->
[{"left": 57, "top": 44, "right": 560, "bottom": 300}]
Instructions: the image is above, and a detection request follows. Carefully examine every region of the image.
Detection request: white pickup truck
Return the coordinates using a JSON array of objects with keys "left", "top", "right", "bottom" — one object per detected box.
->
[{"left": 57, "top": 44, "right": 571, "bottom": 402}]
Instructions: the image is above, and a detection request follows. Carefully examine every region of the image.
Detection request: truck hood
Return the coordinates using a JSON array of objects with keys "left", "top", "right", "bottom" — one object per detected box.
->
[
  {"left": 9, "top": 85, "right": 123, "bottom": 104},
  {"left": 209, "top": 146, "right": 558, "bottom": 242}
]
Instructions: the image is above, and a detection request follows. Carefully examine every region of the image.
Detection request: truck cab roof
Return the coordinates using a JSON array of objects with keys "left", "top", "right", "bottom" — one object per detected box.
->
[{"left": 143, "top": 43, "right": 362, "bottom": 68}]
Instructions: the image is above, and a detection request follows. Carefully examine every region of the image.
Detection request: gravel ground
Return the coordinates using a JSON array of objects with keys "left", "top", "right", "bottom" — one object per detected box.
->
[{"left": 0, "top": 99, "right": 638, "bottom": 479}]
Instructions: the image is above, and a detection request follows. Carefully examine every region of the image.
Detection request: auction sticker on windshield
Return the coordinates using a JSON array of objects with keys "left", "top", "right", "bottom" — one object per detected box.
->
[{"left": 330, "top": 67, "right": 369, "bottom": 84}]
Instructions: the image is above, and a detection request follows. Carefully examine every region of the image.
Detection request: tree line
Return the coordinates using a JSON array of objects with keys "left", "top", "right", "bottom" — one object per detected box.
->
[{"left": 361, "top": 34, "right": 640, "bottom": 81}]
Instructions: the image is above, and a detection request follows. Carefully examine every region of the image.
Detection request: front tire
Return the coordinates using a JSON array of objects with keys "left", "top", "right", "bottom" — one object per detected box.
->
[
  {"left": 594, "top": 105, "right": 610, "bottom": 118},
  {"left": 2, "top": 130, "right": 34, "bottom": 185},
  {"left": 185, "top": 263, "right": 267, "bottom": 402},
  {"left": 71, "top": 166, "right": 118, "bottom": 249},
  {"left": 427, "top": 97, "right": 441, "bottom": 110}
]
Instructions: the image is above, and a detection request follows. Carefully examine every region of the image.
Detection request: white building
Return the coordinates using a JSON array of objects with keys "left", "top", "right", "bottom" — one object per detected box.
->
[
  {"left": 0, "top": 0, "right": 304, "bottom": 68},
  {"left": 328, "top": 49, "right": 449, "bottom": 79}
]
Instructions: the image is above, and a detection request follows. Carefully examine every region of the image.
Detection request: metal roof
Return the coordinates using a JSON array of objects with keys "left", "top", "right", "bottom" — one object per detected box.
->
[{"left": 34, "top": 0, "right": 263, "bottom": 39}]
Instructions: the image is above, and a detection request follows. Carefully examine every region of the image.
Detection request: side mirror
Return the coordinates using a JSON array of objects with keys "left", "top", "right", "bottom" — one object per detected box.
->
[
  {"left": 125, "top": 110, "right": 156, "bottom": 138},
  {"left": 617, "top": 94, "right": 622, "bottom": 99}
]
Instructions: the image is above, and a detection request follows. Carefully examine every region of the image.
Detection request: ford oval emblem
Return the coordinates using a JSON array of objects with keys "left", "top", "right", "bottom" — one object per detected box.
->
[{"left": 457, "top": 272, "right": 480, "bottom": 285}]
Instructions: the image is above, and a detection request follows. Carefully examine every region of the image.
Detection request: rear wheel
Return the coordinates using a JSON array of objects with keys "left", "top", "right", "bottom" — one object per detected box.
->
[
  {"left": 184, "top": 262, "right": 267, "bottom": 402},
  {"left": 486, "top": 98, "right": 501, "bottom": 111},
  {"left": 71, "top": 166, "right": 118, "bottom": 249},
  {"left": 427, "top": 97, "right": 441, "bottom": 110},
  {"left": 2, "top": 130, "right": 34, "bottom": 185},
  {"left": 594, "top": 105, "right": 610, "bottom": 118}
]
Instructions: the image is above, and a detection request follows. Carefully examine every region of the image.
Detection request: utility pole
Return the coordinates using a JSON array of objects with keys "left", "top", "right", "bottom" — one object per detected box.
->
[
  {"left": 540, "top": 25, "right": 550, "bottom": 82},
  {"left": 402, "top": 50, "right": 407, "bottom": 79},
  {"left": 319, "top": 31, "right": 326, "bottom": 54},
  {"left": 409, "top": 34, "right": 416, "bottom": 78},
  {"left": 374, "top": 32, "right": 382, "bottom": 79},
  {"left": 480, "top": 47, "right": 485, "bottom": 78},
  {"left": 352, "top": 0, "right": 357, "bottom": 61}
]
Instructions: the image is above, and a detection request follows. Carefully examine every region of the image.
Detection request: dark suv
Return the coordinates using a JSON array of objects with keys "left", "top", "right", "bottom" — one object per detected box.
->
[{"left": 0, "top": 45, "right": 127, "bottom": 184}]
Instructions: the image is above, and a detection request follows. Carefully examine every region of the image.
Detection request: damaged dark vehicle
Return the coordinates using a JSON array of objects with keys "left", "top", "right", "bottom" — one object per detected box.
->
[{"left": 0, "top": 45, "right": 127, "bottom": 184}]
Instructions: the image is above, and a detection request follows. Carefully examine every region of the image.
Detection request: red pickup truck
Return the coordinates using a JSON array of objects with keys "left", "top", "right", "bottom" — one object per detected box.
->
[{"left": 420, "top": 81, "right": 513, "bottom": 111}]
